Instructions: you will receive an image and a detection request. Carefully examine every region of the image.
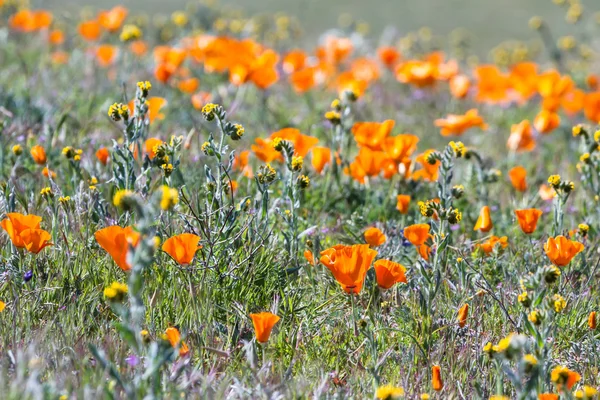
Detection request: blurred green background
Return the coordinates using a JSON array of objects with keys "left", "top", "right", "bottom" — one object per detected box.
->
[{"left": 41, "top": 0, "right": 598, "bottom": 51}]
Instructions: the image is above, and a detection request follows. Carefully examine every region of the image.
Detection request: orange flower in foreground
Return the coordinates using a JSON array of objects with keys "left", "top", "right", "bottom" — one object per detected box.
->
[
  {"left": 476, "top": 235, "right": 508, "bottom": 255},
  {"left": 20, "top": 228, "right": 53, "bottom": 254},
  {"left": 364, "top": 227, "right": 386, "bottom": 247},
  {"left": 96, "top": 147, "right": 110, "bottom": 165},
  {"left": 551, "top": 366, "right": 580, "bottom": 391},
  {"left": 544, "top": 235, "right": 584, "bottom": 267},
  {"left": 351, "top": 120, "right": 395, "bottom": 151},
  {"left": 1, "top": 213, "right": 43, "bottom": 248},
  {"left": 30, "top": 145, "right": 47, "bottom": 165},
  {"left": 78, "top": 19, "right": 102, "bottom": 41},
  {"left": 161, "top": 233, "right": 202, "bottom": 265},
  {"left": 249, "top": 312, "right": 280, "bottom": 343},
  {"left": 508, "top": 166, "right": 527, "bottom": 192},
  {"left": 10, "top": 10, "right": 53, "bottom": 32},
  {"left": 474, "top": 206, "right": 493, "bottom": 232},
  {"left": 396, "top": 195, "right": 411, "bottom": 214},
  {"left": 434, "top": 109, "right": 487, "bottom": 137},
  {"left": 403, "top": 224, "right": 430, "bottom": 246},
  {"left": 373, "top": 259, "right": 407, "bottom": 290},
  {"left": 538, "top": 394, "right": 559, "bottom": 400},
  {"left": 382, "top": 134, "right": 419, "bottom": 162},
  {"left": 432, "top": 365, "right": 444, "bottom": 391},
  {"left": 457, "top": 304, "right": 468, "bottom": 327},
  {"left": 95, "top": 226, "right": 141, "bottom": 271},
  {"left": 311, "top": 146, "right": 332, "bottom": 174},
  {"left": 515, "top": 209, "right": 543, "bottom": 234},
  {"left": 507, "top": 120, "right": 536, "bottom": 152},
  {"left": 319, "top": 244, "right": 377, "bottom": 294},
  {"left": 534, "top": 109, "right": 560, "bottom": 134},
  {"left": 165, "top": 327, "right": 190, "bottom": 357}
]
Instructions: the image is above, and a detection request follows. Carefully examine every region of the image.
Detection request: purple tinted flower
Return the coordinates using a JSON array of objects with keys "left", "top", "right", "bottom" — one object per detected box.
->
[
  {"left": 125, "top": 354, "right": 139, "bottom": 367},
  {"left": 24, "top": 270, "right": 33, "bottom": 282}
]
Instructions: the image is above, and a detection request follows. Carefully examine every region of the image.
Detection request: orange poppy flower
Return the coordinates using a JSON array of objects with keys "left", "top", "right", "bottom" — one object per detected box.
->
[
  {"left": 191, "top": 91, "right": 212, "bottom": 111},
  {"left": 403, "top": 224, "right": 430, "bottom": 246},
  {"left": 289, "top": 66, "right": 325, "bottom": 93},
  {"left": 249, "top": 312, "right": 280, "bottom": 343},
  {"left": 396, "top": 195, "right": 411, "bottom": 214},
  {"left": 1, "top": 213, "right": 43, "bottom": 248},
  {"left": 474, "top": 206, "right": 493, "bottom": 232},
  {"left": 177, "top": 77, "right": 199, "bottom": 94},
  {"left": 144, "top": 138, "right": 164, "bottom": 159},
  {"left": 350, "top": 57, "right": 380, "bottom": 83},
  {"left": 589, "top": 311, "right": 597, "bottom": 330},
  {"left": 249, "top": 50, "right": 280, "bottom": 90},
  {"left": 457, "top": 304, "right": 468, "bottom": 327},
  {"left": 381, "top": 134, "right": 419, "bottom": 162},
  {"left": 475, "top": 65, "right": 510, "bottom": 104},
  {"left": 551, "top": 366, "right": 580, "bottom": 391},
  {"left": 364, "top": 227, "right": 386, "bottom": 247},
  {"left": 129, "top": 40, "right": 148, "bottom": 57},
  {"left": 534, "top": 109, "right": 560, "bottom": 134},
  {"left": 251, "top": 138, "right": 283, "bottom": 163},
  {"left": 311, "top": 146, "right": 332, "bottom": 174},
  {"left": 560, "top": 89, "right": 584, "bottom": 116},
  {"left": 317, "top": 36, "right": 353, "bottom": 65},
  {"left": 538, "top": 184, "right": 556, "bottom": 201},
  {"left": 584, "top": 92, "right": 600, "bottom": 123},
  {"left": 142, "top": 97, "right": 167, "bottom": 123},
  {"left": 378, "top": 46, "right": 401, "bottom": 69},
  {"left": 165, "top": 327, "right": 190, "bottom": 357},
  {"left": 20, "top": 228, "right": 52, "bottom": 254},
  {"left": 347, "top": 148, "right": 389, "bottom": 183},
  {"left": 96, "top": 45, "right": 118, "bottom": 67},
  {"left": 412, "top": 150, "right": 441, "bottom": 182},
  {"left": 282, "top": 49, "right": 307, "bottom": 74},
  {"left": 154, "top": 63, "right": 173, "bottom": 83},
  {"left": 509, "top": 62, "right": 539, "bottom": 103},
  {"left": 395, "top": 60, "right": 438, "bottom": 87},
  {"left": 544, "top": 235, "right": 584, "bottom": 267},
  {"left": 96, "top": 147, "right": 110, "bottom": 165},
  {"left": 42, "top": 167, "right": 56, "bottom": 179},
  {"left": 95, "top": 226, "right": 141, "bottom": 271},
  {"left": 49, "top": 29, "right": 64, "bottom": 45},
  {"left": 373, "top": 259, "right": 407, "bottom": 290},
  {"left": 162, "top": 233, "right": 202, "bottom": 265},
  {"left": 507, "top": 120, "right": 536, "bottom": 152},
  {"left": 432, "top": 365, "right": 444, "bottom": 391},
  {"left": 351, "top": 120, "right": 395, "bottom": 151},
  {"left": 515, "top": 209, "right": 543, "bottom": 234},
  {"left": 98, "top": 6, "right": 128, "bottom": 32},
  {"left": 270, "top": 128, "right": 319, "bottom": 157},
  {"left": 449, "top": 74, "right": 470, "bottom": 99},
  {"left": 78, "top": 19, "right": 102, "bottom": 41},
  {"left": 319, "top": 244, "right": 377, "bottom": 294},
  {"left": 538, "top": 395, "right": 559, "bottom": 400},
  {"left": 50, "top": 51, "right": 69, "bottom": 65},
  {"left": 417, "top": 244, "right": 432, "bottom": 261},
  {"left": 434, "top": 109, "right": 487, "bottom": 137},
  {"left": 304, "top": 249, "right": 316, "bottom": 266},
  {"left": 336, "top": 71, "right": 368, "bottom": 98},
  {"left": 10, "top": 10, "right": 52, "bottom": 32},
  {"left": 30, "top": 145, "right": 47, "bottom": 165},
  {"left": 476, "top": 236, "right": 508, "bottom": 255},
  {"left": 508, "top": 166, "right": 527, "bottom": 192}
]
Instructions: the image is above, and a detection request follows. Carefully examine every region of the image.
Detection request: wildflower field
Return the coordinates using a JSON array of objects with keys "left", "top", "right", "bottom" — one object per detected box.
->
[{"left": 3, "top": 0, "right": 600, "bottom": 399}]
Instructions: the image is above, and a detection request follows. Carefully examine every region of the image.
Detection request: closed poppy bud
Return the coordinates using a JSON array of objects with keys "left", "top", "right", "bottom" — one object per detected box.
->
[
  {"left": 396, "top": 195, "right": 411, "bottom": 214},
  {"left": 515, "top": 209, "right": 543, "bottom": 234},
  {"left": 364, "top": 227, "right": 386, "bottom": 247},
  {"left": 96, "top": 147, "right": 110, "bottom": 165},
  {"left": 249, "top": 312, "right": 280, "bottom": 343},
  {"left": 432, "top": 365, "right": 443, "bottom": 391},
  {"left": 30, "top": 145, "right": 47, "bottom": 165},
  {"left": 457, "top": 303, "right": 468, "bottom": 327},
  {"left": 508, "top": 166, "right": 527, "bottom": 192},
  {"left": 474, "top": 206, "right": 493, "bottom": 232},
  {"left": 374, "top": 259, "right": 407, "bottom": 289},
  {"left": 589, "top": 311, "right": 597, "bottom": 330}
]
